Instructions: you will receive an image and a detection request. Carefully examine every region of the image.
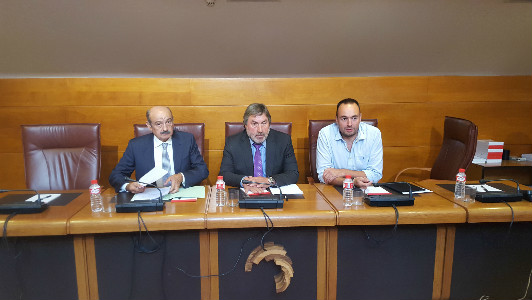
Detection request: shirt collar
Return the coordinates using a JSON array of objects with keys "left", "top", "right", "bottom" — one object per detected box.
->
[
  {"left": 153, "top": 135, "right": 172, "bottom": 147},
  {"left": 249, "top": 138, "right": 267, "bottom": 148}
]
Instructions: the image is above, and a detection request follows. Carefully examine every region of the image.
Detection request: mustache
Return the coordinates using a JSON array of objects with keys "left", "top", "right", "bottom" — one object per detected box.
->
[{"left": 160, "top": 130, "right": 171, "bottom": 135}]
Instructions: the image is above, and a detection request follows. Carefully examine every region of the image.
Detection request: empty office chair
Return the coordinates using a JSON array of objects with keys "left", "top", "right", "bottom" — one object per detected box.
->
[
  {"left": 307, "top": 119, "right": 378, "bottom": 184},
  {"left": 134, "top": 123, "right": 205, "bottom": 157},
  {"left": 394, "top": 116, "right": 478, "bottom": 181},
  {"left": 225, "top": 122, "right": 292, "bottom": 137},
  {"left": 21, "top": 123, "right": 101, "bottom": 190}
]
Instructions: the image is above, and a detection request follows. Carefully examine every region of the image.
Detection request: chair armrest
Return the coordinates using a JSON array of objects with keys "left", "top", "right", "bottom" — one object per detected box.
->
[{"left": 394, "top": 167, "right": 432, "bottom": 182}]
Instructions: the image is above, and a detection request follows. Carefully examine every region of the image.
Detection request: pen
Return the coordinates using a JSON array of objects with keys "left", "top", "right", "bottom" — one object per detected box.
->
[{"left": 481, "top": 185, "right": 488, "bottom": 192}]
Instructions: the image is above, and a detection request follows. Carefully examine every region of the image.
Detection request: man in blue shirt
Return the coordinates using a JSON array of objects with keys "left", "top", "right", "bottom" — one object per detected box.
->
[{"left": 316, "top": 98, "right": 383, "bottom": 188}]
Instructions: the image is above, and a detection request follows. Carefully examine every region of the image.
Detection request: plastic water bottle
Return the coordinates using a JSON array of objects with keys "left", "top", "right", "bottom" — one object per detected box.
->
[
  {"left": 343, "top": 175, "right": 354, "bottom": 206},
  {"left": 90, "top": 179, "right": 103, "bottom": 212},
  {"left": 454, "top": 168, "right": 466, "bottom": 201},
  {"left": 215, "top": 176, "right": 226, "bottom": 206}
]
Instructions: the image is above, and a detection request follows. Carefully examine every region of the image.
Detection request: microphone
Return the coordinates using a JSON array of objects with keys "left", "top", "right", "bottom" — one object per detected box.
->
[
  {"left": 364, "top": 182, "right": 415, "bottom": 207},
  {"left": 0, "top": 189, "right": 48, "bottom": 214},
  {"left": 114, "top": 177, "right": 165, "bottom": 213},
  {"left": 124, "top": 177, "right": 163, "bottom": 202},
  {"left": 476, "top": 178, "right": 524, "bottom": 203},
  {"left": 238, "top": 179, "right": 284, "bottom": 209}
]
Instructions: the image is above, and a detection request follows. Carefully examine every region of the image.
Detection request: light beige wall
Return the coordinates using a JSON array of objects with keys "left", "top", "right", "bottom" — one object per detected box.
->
[{"left": 0, "top": 0, "right": 530, "bottom": 77}]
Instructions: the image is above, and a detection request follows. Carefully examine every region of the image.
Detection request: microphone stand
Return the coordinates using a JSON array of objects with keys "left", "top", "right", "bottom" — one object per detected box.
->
[
  {"left": 476, "top": 178, "right": 523, "bottom": 203},
  {"left": 124, "top": 177, "right": 163, "bottom": 203},
  {"left": 115, "top": 177, "right": 165, "bottom": 213},
  {"left": 0, "top": 189, "right": 48, "bottom": 214}
]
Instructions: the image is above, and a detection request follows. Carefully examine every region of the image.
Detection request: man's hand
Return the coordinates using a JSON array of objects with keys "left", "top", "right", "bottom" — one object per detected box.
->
[
  {"left": 242, "top": 176, "right": 270, "bottom": 194},
  {"left": 354, "top": 177, "right": 372, "bottom": 189},
  {"left": 323, "top": 168, "right": 345, "bottom": 184},
  {"left": 165, "top": 173, "right": 184, "bottom": 194},
  {"left": 126, "top": 182, "right": 146, "bottom": 194}
]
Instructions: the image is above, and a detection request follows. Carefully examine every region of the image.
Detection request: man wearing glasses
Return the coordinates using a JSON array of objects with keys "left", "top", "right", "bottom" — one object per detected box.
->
[
  {"left": 219, "top": 103, "right": 299, "bottom": 194},
  {"left": 109, "top": 106, "right": 208, "bottom": 194}
]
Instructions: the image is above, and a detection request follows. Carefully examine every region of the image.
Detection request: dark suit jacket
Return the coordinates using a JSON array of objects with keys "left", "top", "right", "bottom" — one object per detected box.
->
[
  {"left": 219, "top": 129, "right": 299, "bottom": 187},
  {"left": 109, "top": 131, "right": 209, "bottom": 192}
]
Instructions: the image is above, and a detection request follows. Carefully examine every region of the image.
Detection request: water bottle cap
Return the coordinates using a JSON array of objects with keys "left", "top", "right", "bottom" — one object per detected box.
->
[
  {"left": 458, "top": 168, "right": 465, "bottom": 173},
  {"left": 91, "top": 179, "right": 98, "bottom": 184},
  {"left": 217, "top": 176, "right": 223, "bottom": 180},
  {"left": 345, "top": 175, "right": 352, "bottom": 179}
]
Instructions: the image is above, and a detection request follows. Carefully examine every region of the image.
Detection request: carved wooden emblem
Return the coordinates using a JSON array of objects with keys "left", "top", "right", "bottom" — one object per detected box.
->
[{"left": 245, "top": 242, "right": 294, "bottom": 293}]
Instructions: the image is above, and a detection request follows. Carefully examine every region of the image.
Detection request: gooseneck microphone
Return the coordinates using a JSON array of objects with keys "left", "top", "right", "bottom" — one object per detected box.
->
[
  {"left": 366, "top": 182, "right": 415, "bottom": 207},
  {"left": 476, "top": 178, "right": 523, "bottom": 203},
  {"left": 0, "top": 189, "right": 48, "bottom": 214},
  {"left": 114, "top": 177, "right": 165, "bottom": 213},
  {"left": 124, "top": 177, "right": 163, "bottom": 202}
]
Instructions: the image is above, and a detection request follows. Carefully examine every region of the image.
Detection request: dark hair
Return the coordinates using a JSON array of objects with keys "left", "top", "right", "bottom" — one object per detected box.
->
[
  {"left": 336, "top": 98, "right": 361, "bottom": 116},
  {"left": 243, "top": 103, "right": 271, "bottom": 125}
]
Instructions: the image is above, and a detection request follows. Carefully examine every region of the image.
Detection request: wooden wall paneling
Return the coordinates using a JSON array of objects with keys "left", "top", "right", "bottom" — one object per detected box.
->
[
  {"left": 1, "top": 76, "right": 531, "bottom": 189},
  {"left": 427, "top": 76, "right": 532, "bottom": 103},
  {"left": 73, "top": 235, "right": 90, "bottom": 300}
]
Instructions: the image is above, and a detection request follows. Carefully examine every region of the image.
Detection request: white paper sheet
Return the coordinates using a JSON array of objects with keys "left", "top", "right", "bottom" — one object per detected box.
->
[
  {"left": 137, "top": 167, "right": 168, "bottom": 186},
  {"left": 131, "top": 187, "right": 170, "bottom": 201},
  {"left": 365, "top": 186, "right": 391, "bottom": 195},
  {"left": 467, "top": 184, "right": 502, "bottom": 192},
  {"left": 270, "top": 184, "right": 303, "bottom": 195},
  {"left": 25, "top": 193, "right": 61, "bottom": 203}
]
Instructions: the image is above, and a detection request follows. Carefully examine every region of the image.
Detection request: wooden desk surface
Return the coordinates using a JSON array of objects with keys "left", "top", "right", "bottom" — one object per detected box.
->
[
  {"left": 417, "top": 179, "right": 532, "bottom": 223},
  {"left": 313, "top": 183, "right": 466, "bottom": 226},
  {"left": 68, "top": 187, "right": 210, "bottom": 234},
  {"left": 205, "top": 184, "right": 336, "bottom": 229},
  {"left": 0, "top": 190, "right": 89, "bottom": 236}
]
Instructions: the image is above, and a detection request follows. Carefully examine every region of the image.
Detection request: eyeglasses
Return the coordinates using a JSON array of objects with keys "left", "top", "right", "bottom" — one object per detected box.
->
[{"left": 151, "top": 118, "right": 173, "bottom": 129}]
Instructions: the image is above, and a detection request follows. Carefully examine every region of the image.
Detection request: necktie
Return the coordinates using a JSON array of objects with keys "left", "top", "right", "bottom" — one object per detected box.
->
[
  {"left": 253, "top": 143, "right": 263, "bottom": 177},
  {"left": 162, "top": 143, "right": 171, "bottom": 184}
]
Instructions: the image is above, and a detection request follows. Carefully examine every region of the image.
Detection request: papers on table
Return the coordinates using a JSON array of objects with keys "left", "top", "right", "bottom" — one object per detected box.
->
[
  {"left": 163, "top": 185, "right": 205, "bottom": 201},
  {"left": 131, "top": 187, "right": 170, "bottom": 201},
  {"left": 365, "top": 186, "right": 391, "bottom": 195},
  {"left": 467, "top": 184, "right": 502, "bottom": 192},
  {"left": 138, "top": 167, "right": 167, "bottom": 186},
  {"left": 25, "top": 193, "right": 61, "bottom": 204},
  {"left": 270, "top": 184, "right": 303, "bottom": 195}
]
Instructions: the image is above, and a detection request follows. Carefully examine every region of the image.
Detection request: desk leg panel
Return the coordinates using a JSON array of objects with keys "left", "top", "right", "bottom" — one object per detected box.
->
[
  {"left": 336, "top": 225, "right": 437, "bottom": 300},
  {"left": 217, "top": 227, "right": 318, "bottom": 300},
  {"left": 94, "top": 231, "right": 202, "bottom": 300},
  {"left": 450, "top": 222, "right": 532, "bottom": 300},
  {"left": 0, "top": 235, "right": 78, "bottom": 300}
]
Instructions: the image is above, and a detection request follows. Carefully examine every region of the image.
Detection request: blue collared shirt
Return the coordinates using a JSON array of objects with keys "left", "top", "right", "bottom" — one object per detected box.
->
[{"left": 316, "top": 122, "right": 383, "bottom": 183}]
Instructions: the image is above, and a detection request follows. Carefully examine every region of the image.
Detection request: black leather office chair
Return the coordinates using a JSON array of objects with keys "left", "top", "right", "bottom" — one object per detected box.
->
[{"left": 395, "top": 116, "right": 478, "bottom": 181}]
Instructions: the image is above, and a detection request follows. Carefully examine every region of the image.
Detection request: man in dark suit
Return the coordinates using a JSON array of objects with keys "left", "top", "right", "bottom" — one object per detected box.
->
[
  {"left": 219, "top": 103, "right": 299, "bottom": 193},
  {"left": 109, "top": 106, "right": 208, "bottom": 193}
]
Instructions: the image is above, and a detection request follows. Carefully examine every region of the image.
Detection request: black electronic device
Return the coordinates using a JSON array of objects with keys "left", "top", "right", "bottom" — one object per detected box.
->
[
  {"left": 364, "top": 182, "right": 415, "bottom": 207},
  {"left": 0, "top": 189, "right": 48, "bottom": 214},
  {"left": 522, "top": 190, "right": 532, "bottom": 202},
  {"left": 238, "top": 188, "right": 284, "bottom": 209},
  {"left": 115, "top": 177, "right": 165, "bottom": 213},
  {"left": 475, "top": 179, "right": 523, "bottom": 203}
]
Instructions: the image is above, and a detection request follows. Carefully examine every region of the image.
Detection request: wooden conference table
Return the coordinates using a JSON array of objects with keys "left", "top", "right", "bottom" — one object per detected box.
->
[
  {"left": 0, "top": 190, "right": 89, "bottom": 300},
  {"left": 418, "top": 180, "right": 532, "bottom": 300},
  {"left": 2, "top": 182, "right": 530, "bottom": 300}
]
